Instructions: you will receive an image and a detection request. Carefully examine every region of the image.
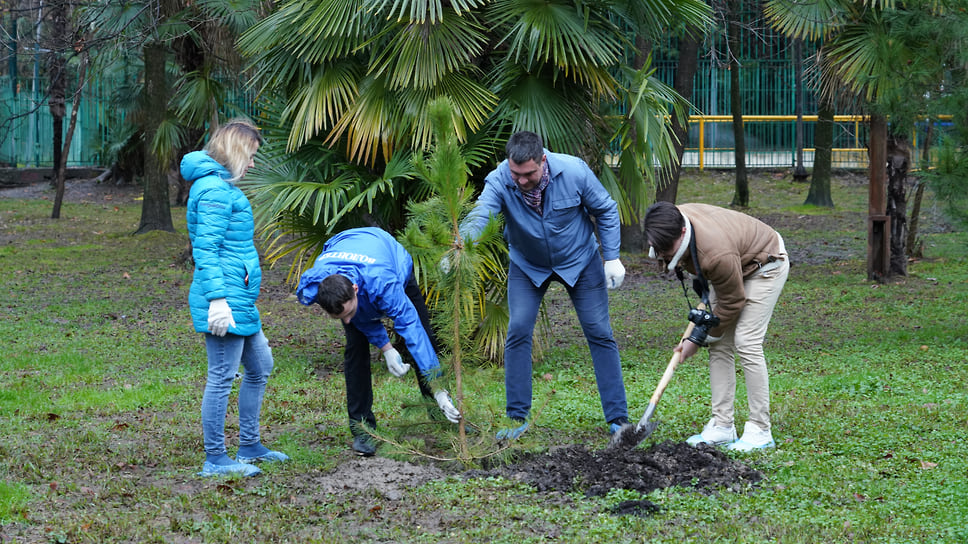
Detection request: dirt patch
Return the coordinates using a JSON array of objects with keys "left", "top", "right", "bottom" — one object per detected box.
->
[
  {"left": 0, "top": 177, "right": 143, "bottom": 204},
  {"left": 466, "top": 440, "right": 762, "bottom": 515}
]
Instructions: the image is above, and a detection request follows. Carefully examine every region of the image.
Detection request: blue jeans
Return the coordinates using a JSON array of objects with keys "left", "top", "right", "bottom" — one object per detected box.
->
[
  {"left": 504, "top": 256, "right": 628, "bottom": 424},
  {"left": 201, "top": 330, "right": 274, "bottom": 456}
]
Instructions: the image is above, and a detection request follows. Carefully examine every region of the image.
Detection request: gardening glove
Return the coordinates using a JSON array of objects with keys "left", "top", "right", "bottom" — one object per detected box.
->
[
  {"left": 604, "top": 259, "right": 626, "bottom": 289},
  {"left": 383, "top": 348, "right": 411, "bottom": 378},
  {"left": 207, "top": 297, "right": 236, "bottom": 337},
  {"left": 433, "top": 389, "right": 461, "bottom": 423},
  {"left": 496, "top": 420, "right": 529, "bottom": 440}
]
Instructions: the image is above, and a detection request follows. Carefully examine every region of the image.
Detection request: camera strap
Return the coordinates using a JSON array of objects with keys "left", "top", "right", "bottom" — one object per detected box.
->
[{"left": 675, "top": 219, "right": 710, "bottom": 307}]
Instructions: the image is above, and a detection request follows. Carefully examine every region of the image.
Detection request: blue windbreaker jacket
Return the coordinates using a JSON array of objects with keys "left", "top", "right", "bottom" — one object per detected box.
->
[
  {"left": 296, "top": 228, "right": 441, "bottom": 377},
  {"left": 462, "top": 150, "right": 621, "bottom": 287},
  {"left": 183, "top": 151, "right": 262, "bottom": 336}
]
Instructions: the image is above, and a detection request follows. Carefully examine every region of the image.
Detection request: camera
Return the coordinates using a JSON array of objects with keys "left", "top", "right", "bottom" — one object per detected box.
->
[{"left": 686, "top": 307, "right": 720, "bottom": 346}]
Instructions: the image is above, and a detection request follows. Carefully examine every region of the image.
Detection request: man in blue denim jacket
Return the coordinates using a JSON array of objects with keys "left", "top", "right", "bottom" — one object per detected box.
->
[{"left": 461, "top": 131, "right": 629, "bottom": 439}]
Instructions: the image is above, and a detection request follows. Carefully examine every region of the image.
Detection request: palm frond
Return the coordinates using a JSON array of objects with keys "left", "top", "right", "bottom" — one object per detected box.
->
[
  {"left": 282, "top": 61, "right": 363, "bottom": 150},
  {"left": 488, "top": 0, "right": 623, "bottom": 74},
  {"left": 368, "top": 14, "right": 487, "bottom": 90},
  {"left": 366, "top": 0, "right": 490, "bottom": 24},
  {"left": 612, "top": 0, "right": 713, "bottom": 43},
  {"left": 326, "top": 74, "right": 400, "bottom": 166},
  {"left": 172, "top": 69, "right": 226, "bottom": 127},
  {"left": 196, "top": 0, "right": 261, "bottom": 34},
  {"left": 825, "top": 19, "right": 897, "bottom": 102},
  {"left": 764, "top": 0, "right": 847, "bottom": 42},
  {"left": 397, "top": 71, "right": 498, "bottom": 151},
  {"left": 490, "top": 65, "right": 601, "bottom": 157},
  {"left": 149, "top": 116, "right": 187, "bottom": 165},
  {"left": 238, "top": 0, "right": 371, "bottom": 65}
]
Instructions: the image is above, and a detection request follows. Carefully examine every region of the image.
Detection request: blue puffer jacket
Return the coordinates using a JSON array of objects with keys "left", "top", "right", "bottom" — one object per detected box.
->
[{"left": 183, "top": 150, "right": 262, "bottom": 336}]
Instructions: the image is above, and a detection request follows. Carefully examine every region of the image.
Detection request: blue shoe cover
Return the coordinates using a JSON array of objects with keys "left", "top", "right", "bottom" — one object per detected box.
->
[
  {"left": 237, "top": 444, "right": 290, "bottom": 464},
  {"left": 496, "top": 421, "right": 529, "bottom": 440},
  {"left": 197, "top": 460, "right": 262, "bottom": 478}
]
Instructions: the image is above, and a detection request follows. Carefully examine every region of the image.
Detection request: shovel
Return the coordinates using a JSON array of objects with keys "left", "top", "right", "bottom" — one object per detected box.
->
[{"left": 608, "top": 303, "right": 704, "bottom": 450}]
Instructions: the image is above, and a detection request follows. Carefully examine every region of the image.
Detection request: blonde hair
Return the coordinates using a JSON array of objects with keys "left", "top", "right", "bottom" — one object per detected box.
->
[{"left": 203, "top": 118, "right": 262, "bottom": 182}]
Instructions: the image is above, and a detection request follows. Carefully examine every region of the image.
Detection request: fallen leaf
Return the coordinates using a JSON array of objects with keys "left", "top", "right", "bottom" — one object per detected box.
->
[{"left": 920, "top": 460, "right": 938, "bottom": 469}]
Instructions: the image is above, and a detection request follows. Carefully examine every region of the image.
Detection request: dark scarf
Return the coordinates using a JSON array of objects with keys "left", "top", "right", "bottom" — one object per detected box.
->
[{"left": 520, "top": 161, "right": 551, "bottom": 214}]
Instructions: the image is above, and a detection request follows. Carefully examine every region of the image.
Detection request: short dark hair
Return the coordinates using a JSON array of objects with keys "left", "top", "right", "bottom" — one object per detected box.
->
[
  {"left": 643, "top": 201, "right": 685, "bottom": 253},
  {"left": 315, "top": 274, "right": 355, "bottom": 315},
  {"left": 506, "top": 131, "right": 544, "bottom": 164}
]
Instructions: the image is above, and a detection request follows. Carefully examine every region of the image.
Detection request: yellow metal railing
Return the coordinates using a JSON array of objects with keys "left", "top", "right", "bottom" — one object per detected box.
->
[{"left": 687, "top": 114, "right": 952, "bottom": 171}]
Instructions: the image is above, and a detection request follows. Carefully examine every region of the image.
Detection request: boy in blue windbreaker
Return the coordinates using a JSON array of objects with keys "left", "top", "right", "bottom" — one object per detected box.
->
[{"left": 297, "top": 227, "right": 460, "bottom": 456}]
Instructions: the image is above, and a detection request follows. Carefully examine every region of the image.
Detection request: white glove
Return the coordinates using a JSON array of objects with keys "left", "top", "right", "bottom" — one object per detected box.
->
[
  {"left": 207, "top": 297, "right": 236, "bottom": 337},
  {"left": 604, "top": 259, "right": 626, "bottom": 289},
  {"left": 383, "top": 348, "right": 411, "bottom": 378},
  {"left": 433, "top": 390, "right": 461, "bottom": 423}
]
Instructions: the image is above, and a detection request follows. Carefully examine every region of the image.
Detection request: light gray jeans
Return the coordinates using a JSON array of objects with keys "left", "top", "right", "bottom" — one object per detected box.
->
[{"left": 708, "top": 247, "right": 789, "bottom": 432}]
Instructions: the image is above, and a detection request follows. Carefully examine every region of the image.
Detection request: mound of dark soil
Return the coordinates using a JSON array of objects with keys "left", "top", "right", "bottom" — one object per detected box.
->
[{"left": 469, "top": 440, "right": 762, "bottom": 504}]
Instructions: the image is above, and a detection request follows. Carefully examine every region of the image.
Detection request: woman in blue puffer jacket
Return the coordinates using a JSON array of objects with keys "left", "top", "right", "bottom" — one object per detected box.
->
[{"left": 183, "top": 118, "right": 288, "bottom": 477}]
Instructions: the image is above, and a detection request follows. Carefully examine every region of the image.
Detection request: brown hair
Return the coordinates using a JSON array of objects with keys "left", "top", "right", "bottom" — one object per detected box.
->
[
  {"left": 315, "top": 274, "right": 355, "bottom": 315},
  {"left": 506, "top": 131, "right": 544, "bottom": 164},
  {"left": 203, "top": 118, "right": 262, "bottom": 182},
  {"left": 643, "top": 201, "right": 685, "bottom": 253}
]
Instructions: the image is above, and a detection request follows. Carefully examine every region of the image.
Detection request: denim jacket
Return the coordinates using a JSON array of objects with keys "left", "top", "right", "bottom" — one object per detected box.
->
[{"left": 463, "top": 150, "right": 621, "bottom": 287}]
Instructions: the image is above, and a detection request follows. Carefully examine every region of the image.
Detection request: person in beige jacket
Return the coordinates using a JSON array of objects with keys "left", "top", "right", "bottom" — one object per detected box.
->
[{"left": 643, "top": 201, "right": 789, "bottom": 451}]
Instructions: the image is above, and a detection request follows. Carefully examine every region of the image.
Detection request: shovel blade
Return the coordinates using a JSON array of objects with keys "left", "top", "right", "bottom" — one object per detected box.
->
[{"left": 607, "top": 418, "right": 659, "bottom": 450}]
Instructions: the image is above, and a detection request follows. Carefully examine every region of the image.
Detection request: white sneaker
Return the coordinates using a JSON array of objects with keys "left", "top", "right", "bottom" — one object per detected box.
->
[
  {"left": 726, "top": 421, "right": 775, "bottom": 452},
  {"left": 686, "top": 418, "right": 737, "bottom": 447}
]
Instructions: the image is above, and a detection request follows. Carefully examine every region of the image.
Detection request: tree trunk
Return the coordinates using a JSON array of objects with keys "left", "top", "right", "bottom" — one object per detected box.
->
[
  {"left": 804, "top": 98, "right": 834, "bottom": 207},
  {"left": 48, "top": 0, "right": 67, "bottom": 208},
  {"left": 886, "top": 135, "right": 909, "bottom": 277},
  {"left": 905, "top": 122, "right": 932, "bottom": 258},
  {"left": 906, "top": 181, "right": 924, "bottom": 259},
  {"left": 867, "top": 113, "right": 889, "bottom": 282},
  {"left": 792, "top": 39, "right": 808, "bottom": 182},
  {"left": 49, "top": 0, "right": 68, "bottom": 218},
  {"left": 656, "top": 29, "right": 701, "bottom": 204},
  {"left": 135, "top": 41, "right": 175, "bottom": 234},
  {"left": 727, "top": 2, "right": 748, "bottom": 207}
]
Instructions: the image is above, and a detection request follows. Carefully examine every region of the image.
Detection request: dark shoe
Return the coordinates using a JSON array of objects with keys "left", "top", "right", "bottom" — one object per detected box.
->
[{"left": 352, "top": 435, "right": 376, "bottom": 457}]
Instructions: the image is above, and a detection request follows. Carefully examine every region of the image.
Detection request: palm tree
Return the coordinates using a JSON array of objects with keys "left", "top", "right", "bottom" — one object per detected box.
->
[
  {"left": 237, "top": 0, "right": 712, "bottom": 275},
  {"left": 764, "top": 0, "right": 968, "bottom": 280}
]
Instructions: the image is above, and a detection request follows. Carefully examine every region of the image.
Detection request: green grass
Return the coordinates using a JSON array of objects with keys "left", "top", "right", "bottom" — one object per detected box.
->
[{"left": 1, "top": 171, "right": 966, "bottom": 543}]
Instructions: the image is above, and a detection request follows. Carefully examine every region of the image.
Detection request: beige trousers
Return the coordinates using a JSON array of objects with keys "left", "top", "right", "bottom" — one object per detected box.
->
[{"left": 707, "top": 255, "right": 789, "bottom": 432}]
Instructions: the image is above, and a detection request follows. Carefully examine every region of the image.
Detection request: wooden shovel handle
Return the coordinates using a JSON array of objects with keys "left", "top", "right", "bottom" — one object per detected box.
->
[{"left": 648, "top": 302, "right": 706, "bottom": 405}]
